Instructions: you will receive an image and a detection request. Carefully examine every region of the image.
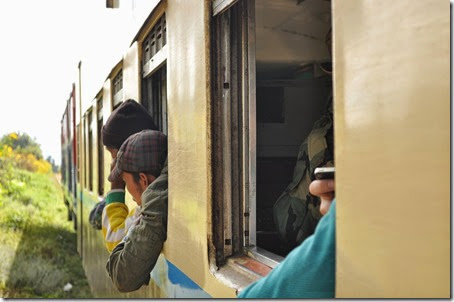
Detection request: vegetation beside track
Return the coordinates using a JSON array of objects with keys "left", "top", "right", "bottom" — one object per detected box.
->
[{"left": 0, "top": 132, "right": 92, "bottom": 298}]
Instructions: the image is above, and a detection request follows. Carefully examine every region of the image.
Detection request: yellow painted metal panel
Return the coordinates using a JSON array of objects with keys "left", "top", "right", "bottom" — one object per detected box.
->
[
  {"left": 166, "top": 0, "right": 236, "bottom": 298},
  {"left": 122, "top": 42, "right": 141, "bottom": 102},
  {"left": 333, "top": 0, "right": 450, "bottom": 298}
]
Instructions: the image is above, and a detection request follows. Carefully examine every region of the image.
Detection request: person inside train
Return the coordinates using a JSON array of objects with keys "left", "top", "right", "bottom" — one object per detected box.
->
[
  {"left": 272, "top": 28, "right": 333, "bottom": 250},
  {"left": 104, "top": 129, "right": 168, "bottom": 292},
  {"left": 238, "top": 178, "right": 336, "bottom": 298},
  {"left": 88, "top": 99, "right": 159, "bottom": 253}
]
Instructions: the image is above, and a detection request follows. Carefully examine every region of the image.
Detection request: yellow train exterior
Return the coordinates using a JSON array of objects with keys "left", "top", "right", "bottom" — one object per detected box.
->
[{"left": 59, "top": 0, "right": 449, "bottom": 298}]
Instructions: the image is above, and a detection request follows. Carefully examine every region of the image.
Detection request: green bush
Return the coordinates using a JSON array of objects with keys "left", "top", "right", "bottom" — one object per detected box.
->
[{"left": 0, "top": 139, "right": 93, "bottom": 298}]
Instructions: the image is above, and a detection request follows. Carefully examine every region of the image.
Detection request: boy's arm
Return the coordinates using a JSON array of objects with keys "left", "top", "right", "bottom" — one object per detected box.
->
[
  {"left": 102, "top": 189, "right": 140, "bottom": 252},
  {"left": 106, "top": 185, "right": 167, "bottom": 292}
]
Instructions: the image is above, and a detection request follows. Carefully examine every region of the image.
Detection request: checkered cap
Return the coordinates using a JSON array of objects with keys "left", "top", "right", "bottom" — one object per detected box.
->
[{"left": 108, "top": 129, "right": 167, "bottom": 182}]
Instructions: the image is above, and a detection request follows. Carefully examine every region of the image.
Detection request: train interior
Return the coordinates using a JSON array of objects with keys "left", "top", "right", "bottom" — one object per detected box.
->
[{"left": 254, "top": 0, "right": 332, "bottom": 256}]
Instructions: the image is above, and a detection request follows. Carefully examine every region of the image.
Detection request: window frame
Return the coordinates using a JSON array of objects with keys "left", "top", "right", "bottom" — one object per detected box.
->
[
  {"left": 141, "top": 13, "right": 168, "bottom": 135},
  {"left": 142, "top": 14, "right": 167, "bottom": 79},
  {"left": 211, "top": 0, "right": 287, "bottom": 269}
]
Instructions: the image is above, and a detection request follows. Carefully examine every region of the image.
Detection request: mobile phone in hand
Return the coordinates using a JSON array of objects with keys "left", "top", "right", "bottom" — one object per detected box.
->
[{"left": 314, "top": 167, "right": 335, "bottom": 180}]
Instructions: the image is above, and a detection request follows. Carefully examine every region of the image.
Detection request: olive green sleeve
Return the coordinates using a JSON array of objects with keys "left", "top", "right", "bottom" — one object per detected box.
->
[{"left": 106, "top": 184, "right": 168, "bottom": 292}]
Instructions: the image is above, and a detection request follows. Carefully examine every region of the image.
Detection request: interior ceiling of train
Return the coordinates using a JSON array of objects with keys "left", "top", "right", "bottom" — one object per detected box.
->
[{"left": 255, "top": 0, "right": 331, "bottom": 79}]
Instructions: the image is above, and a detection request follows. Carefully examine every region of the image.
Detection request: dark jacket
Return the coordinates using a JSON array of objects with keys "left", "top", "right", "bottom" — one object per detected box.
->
[{"left": 106, "top": 159, "right": 168, "bottom": 292}]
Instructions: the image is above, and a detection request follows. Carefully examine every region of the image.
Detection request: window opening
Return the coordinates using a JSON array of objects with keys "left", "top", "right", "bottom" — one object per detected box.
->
[
  {"left": 113, "top": 70, "right": 123, "bottom": 107},
  {"left": 142, "top": 14, "right": 168, "bottom": 134},
  {"left": 142, "top": 65, "right": 167, "bottom": 134},
  {"left": 212, "top": 0, "right": 334, "bottom": 265},
  {"left": 254, "top": 0, "right": 333, "bottom": 256},
  {"left": 84, "top": 119, "right": 88, "bottom": 188},
  {"left": 76, "top": 125, "right": 81, "bottom": 183},
  {"left": 61, "top": 116, "right": 67, "bottom": 186},
  {"left": 87, "top": 110, "right": 94, "bottom": 192},
  {"left": 97, "top": 99, "right": 104, "bottom": 196},
  {"left": 66, "top": 102, "right": 73, "bottom": 195}
]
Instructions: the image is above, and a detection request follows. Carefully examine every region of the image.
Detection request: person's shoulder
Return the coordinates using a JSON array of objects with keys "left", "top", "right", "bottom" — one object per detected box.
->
[
  {"left": 151, "top": 167, "right": 168, "bottom": 189},
  {"left": 143, "top": 173, "right": 168, "bottom": 202}
]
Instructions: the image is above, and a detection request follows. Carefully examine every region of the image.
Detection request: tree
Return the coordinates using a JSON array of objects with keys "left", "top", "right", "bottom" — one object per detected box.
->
[
  {"left": 46, "top": 155, "right": 59, "bottom": 173},
  {"left": 0, "top": 132, "right": 43, "bottom": 159}
]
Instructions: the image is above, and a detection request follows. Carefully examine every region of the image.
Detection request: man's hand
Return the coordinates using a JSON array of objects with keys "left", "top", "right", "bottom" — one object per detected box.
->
[
  {"left": 309, "top": 179, "right": 335, "bottom": 215},
  {"left": 110, "top": 159, "right": 125, "bottom": 190}
]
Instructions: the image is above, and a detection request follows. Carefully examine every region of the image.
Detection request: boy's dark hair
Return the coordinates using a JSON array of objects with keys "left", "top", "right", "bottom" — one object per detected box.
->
[
  {"left": 102, "top": 99, "right": 157, "bottom": 149},
  {"left": 131, "top": 171, "right": 153, "bottom": 184}
]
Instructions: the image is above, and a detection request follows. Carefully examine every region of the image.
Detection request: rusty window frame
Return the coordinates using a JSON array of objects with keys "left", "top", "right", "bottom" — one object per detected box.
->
[{"left": 211, "top": 0, "right": 285, "bottom": 269}]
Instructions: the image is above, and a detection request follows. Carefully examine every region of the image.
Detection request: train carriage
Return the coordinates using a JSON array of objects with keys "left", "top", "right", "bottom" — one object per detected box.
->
[
  {"left": 60, "top": 84, "right": 77, "bottom": 230},
  {"left": 60, "top": 0, "right": 449, "bottom": 298}
]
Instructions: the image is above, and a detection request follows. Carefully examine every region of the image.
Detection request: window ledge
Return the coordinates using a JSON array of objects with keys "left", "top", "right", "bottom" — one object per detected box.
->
[{"left": 211, "top": 250, "right": 282, "bottom": 294}]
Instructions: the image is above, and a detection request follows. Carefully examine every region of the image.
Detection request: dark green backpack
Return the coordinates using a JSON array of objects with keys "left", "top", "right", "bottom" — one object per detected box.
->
[{"left": 273, "top": 102, "right": 334, "bottom": 247}]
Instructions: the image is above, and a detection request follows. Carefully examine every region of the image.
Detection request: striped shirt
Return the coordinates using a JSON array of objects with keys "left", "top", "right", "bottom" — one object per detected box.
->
[{"left": 102, "top": 189, "right": 141, "bottom": 252}]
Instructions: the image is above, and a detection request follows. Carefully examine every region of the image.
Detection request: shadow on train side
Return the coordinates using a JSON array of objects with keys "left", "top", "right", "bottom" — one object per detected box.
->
[{"left": 4, "top": 224, "right": 92, "bottom": 298}]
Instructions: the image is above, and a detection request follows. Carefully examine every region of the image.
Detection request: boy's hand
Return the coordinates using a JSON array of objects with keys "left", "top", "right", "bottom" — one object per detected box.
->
[
  {"left": 309, "top": 179, "right": 335, "bottom": 215},
  {"left": 110, "top": 159, "right": 125, "bottom": 189}
]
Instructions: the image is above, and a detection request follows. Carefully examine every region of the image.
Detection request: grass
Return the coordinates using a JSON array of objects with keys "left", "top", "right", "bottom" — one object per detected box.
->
[{"left": 0, "top": 169, "right": 93, "bottom": 298}]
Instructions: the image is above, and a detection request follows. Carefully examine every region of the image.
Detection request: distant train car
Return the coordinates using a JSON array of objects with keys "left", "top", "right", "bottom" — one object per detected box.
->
[
  {"left": 60, "top": 84, "right": 77, "bottom": 230},
  {"left": 60, "top": 0, "right": 449, "bottom": 298}
]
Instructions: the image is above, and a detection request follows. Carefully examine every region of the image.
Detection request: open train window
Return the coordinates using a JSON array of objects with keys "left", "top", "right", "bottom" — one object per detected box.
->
[
  {"left": 142, "top": 14, "right": 168, "bottom": 134},
  {"left": 97, "top": 97, "right": 104, "bottom": 196},
  {"left": 87, "top": 110, "right": 94, "bottom": 192},
  {"left": 76, "top": 124, "right": 81, "bottom": 183},
  {"left": 255, "top": 0, "right": 332, "bottom": 257},
  {"left": 65, "top": 101, "right": 73, "bottom": 194},
  {"left": 212, "top": 0, "right": 332, "bottom": 267},
  {"left": 113, "top": 70, "right": 123, "bottom": 108}
]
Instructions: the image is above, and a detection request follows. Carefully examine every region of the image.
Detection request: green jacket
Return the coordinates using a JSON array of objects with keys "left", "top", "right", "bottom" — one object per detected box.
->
[
  {"left": 106, "top": 159, "right": 168, "bottom": 292},
  {"left": 273, "top": 99, "right": 333, "bottom": 247}
]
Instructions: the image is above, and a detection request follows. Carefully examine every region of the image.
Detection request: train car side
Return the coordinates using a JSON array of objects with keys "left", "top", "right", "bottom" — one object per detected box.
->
[{"left": 60, "top": 0, "right": 449, "bottom": 298}]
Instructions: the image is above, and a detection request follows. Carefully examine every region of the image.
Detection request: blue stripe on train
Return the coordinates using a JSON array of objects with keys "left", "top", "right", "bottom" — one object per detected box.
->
[
  {"left": 167, "top": 260, "right": 200, "bottom": 289},
  {"left": 149, "top": 257, "right": 211, "bottom": 298}
]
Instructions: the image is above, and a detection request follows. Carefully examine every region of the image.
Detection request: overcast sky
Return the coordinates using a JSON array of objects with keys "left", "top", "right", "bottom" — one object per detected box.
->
[{"left": 0, "top": 0, "right": 153, "bottom": 164}]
